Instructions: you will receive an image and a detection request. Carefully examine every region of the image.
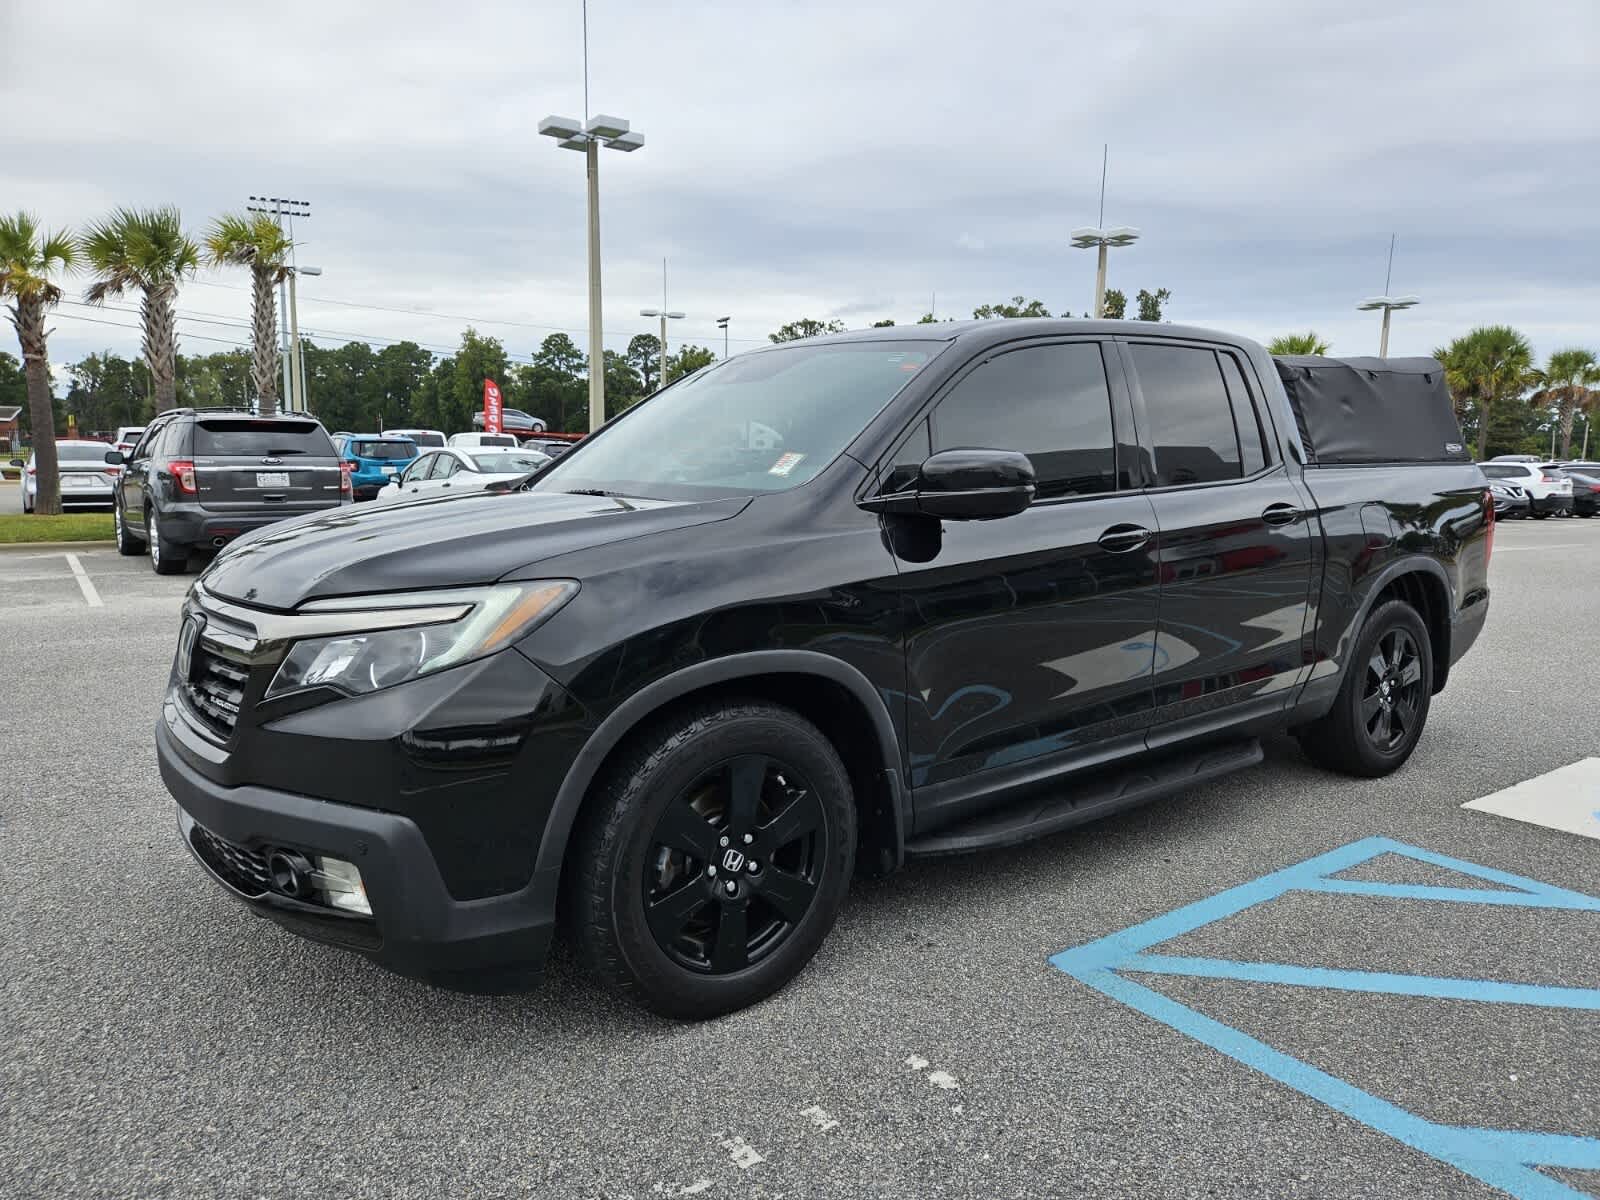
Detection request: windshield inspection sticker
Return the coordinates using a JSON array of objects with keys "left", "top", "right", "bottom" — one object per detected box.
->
[{"left": 768, "top": 452, "right": 806, "bottom": 477}]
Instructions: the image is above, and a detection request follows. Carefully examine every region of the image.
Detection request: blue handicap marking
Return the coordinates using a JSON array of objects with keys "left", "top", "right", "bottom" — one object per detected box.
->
[{"left": 1050, "top": 836, "right": 1600, "bottom": 1199}]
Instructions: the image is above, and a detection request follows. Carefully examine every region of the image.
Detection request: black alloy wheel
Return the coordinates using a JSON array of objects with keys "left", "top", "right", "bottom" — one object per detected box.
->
[
  {"left": 570, "top": 699, "right": 856, "bottom": 1019},
  {"left": 644, "top": 754, "right": 825, "bottom": 975},
  {"left": 1360, "top": 628, "right": 1424, "bottom": 753}
]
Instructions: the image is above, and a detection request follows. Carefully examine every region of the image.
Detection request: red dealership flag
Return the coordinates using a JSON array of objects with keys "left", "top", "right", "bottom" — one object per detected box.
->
[{"left": 483, "top": 378, "right": 504, "bottom": 434}]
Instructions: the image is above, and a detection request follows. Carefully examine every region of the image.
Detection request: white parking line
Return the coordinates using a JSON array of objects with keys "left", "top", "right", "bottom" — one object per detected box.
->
[
  {"left": 1463, "top": 758, "right": 1600, "bottom": 841},
  {"left": 64, "top": 553, "right": 104, "bottom": 607},
  {"left": 1493, "top": 544, "right": 1584, "bottom": 552}
]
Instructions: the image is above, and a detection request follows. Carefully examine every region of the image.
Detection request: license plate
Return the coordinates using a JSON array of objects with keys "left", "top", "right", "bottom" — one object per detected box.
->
[
  {"left": 256, "top": 472, "right": 290, "bottom": 488},
  {"left": 381, "top": 466, "right": 398, "bottom": 475},
  {"left": 64, "top": 475, "right": 99, "bottom": 489}
]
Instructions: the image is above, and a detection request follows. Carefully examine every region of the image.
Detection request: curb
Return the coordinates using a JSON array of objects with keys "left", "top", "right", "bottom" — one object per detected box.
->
[{"left": 0, "top": 540, "right": 118, "bottom": 553}]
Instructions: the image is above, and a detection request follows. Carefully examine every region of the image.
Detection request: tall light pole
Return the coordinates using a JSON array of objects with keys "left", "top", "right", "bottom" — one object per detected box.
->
[
  {"left": 288, "top": 265, "right": 321, "bottom": 414},
  {"left": 716, "top": 316, "right": 731, "bottom": 360},
  {"left": 538, "top": 9, "right": 645, "bottom": 430},
  {"left": 246, "top": 196, "right": 310, "bottom": 411},
  {"left": 641, "top": 257, "right": 685, "bottom": 390},
  {"left": 1070, "top": 146, "right": 1138, "bottom": 318},
  {"left": 1357, "top": 234, "right": 1419, "bottom": 358}
]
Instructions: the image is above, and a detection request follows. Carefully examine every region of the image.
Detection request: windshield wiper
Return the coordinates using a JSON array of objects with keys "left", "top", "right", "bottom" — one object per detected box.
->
[{"left": 565, "top": 488, "right": 622, "bottom": 496}]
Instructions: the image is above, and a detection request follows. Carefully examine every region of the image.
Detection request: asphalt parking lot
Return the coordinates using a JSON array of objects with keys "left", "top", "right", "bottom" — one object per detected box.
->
[{"left": 3, "top": 518, "right": 1597, "bottom": 1200}]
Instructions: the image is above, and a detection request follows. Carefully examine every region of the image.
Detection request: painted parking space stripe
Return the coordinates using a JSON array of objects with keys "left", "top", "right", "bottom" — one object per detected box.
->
[
  {"left": 64, "top": 552, "right": 104, "bottom": 608},
  {"left": 1464, "top": 758, "right": 1600, "bottom": 842},
  {"left": 1050, "top": 837, "right": 1600, "bottom": 1200}
]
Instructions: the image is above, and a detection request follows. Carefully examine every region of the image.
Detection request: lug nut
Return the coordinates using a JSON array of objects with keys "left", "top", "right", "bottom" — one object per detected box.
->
[
  {"left": 742, "top": 833, "right": 753, "bottom": 845},
  {"left": 746, "top": 860, "right": 759, "bottom": 873},
  {"left": 720, "top": 836, "right": 729, "bottom": 848},
  {"left": 708, "top": 865, "right": 717, "bottom": 878},
  {"left": 724, "top": 880, "right": 737, "bottom": 895}
]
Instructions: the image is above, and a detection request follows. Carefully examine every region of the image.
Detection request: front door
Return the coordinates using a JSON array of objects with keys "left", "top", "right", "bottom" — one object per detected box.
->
[
  {"left": 881, "top": 339, "right": 1161, "bottom": 832},
  {"left": 1120, "top": 339, "right": 1316, "bottom": 743}
]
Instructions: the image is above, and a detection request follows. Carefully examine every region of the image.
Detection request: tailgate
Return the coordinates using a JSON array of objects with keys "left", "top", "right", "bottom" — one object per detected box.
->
[{"left": 190, "top": 418, "right": 343, "bottom": 513}]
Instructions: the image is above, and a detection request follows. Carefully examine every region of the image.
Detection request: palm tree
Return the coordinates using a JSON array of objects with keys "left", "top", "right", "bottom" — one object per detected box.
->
[
  {"left": 0, "top": 213, "right": 77, "bottom": 515},
  {"left": 1439, "top": 326, "right": 1535, "bottom": 459},
  {"left": 1535, "top": 347, "right": 1599, "bottom": 459},
  {"left": 1267, "top": 332, "right": 1331, "bottom": 356},
  {"left": 80, "top": 207, "right": 200, "bottom": 414},
  {"left": 204, "top": 212, "right": 292, "bottom": 414}
]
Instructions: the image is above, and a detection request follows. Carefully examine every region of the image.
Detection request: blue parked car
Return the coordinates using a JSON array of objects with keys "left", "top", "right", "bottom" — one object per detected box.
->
[{"left": 335, "top": 435, "right": 419, "bottom": 501}]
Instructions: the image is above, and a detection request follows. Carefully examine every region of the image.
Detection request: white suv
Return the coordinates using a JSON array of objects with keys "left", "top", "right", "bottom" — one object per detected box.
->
[{"left": 1481, "top": 460, "right": 1572, "bottom": 518}]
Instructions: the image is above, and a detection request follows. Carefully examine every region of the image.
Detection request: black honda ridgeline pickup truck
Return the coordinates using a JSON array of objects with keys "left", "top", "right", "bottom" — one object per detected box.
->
[{"left": 158, "top": 321, "right": 1491, "bottom": 1018}]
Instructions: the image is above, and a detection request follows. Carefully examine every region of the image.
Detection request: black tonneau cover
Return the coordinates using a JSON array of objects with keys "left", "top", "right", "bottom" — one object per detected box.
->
[{"left": 1273, "top": 356, "right": 1470, "bottom": 465}]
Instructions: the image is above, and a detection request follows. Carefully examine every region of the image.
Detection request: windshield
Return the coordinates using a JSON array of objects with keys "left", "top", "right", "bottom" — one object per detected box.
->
[
  {"left": 472, "top": 452, "right": 549, "bottom": 473},
  {"left": 392, "top": 430, "right": 443, "bottom": 448},
  {"left": 352, "top": 441, "right": 415, "bottom": 460},
  {"left": 195, "top": 419, "right": 333, "bottom": 457},
  {"left": 533, "top": 340, "right": 940, "bottom": 499}
]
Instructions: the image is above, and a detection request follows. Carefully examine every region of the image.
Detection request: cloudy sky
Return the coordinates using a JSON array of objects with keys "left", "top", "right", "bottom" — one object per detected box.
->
[{"left": 5, "top": 0, "right": 1597, "bottom": 378}]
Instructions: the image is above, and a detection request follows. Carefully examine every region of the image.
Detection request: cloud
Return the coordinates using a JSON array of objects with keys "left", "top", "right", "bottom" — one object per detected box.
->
[{"left": 3, "top": 0, "right": 1596, "bottom": 375}]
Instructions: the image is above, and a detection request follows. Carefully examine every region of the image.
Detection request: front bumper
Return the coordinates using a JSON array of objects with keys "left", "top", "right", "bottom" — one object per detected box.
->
[{"left": 160, "top": 716, "right": 559, "bottom": 987}]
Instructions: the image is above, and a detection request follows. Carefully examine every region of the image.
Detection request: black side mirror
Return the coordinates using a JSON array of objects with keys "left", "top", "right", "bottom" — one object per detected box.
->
[
  {"left": 862, "top": 448, "right": 1036, "bottom": 520},
  {"left": 103, "top": 450, "right": 125, "bottom": 465}
]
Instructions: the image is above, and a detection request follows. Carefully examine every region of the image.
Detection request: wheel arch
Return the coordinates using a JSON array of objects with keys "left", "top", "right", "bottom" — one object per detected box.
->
[
  {"left": 1358, "top": 557, "right": 1453, "bottom": 693},
  {"left": 534, "top": 651, "right": 907, "bottom": 886}
]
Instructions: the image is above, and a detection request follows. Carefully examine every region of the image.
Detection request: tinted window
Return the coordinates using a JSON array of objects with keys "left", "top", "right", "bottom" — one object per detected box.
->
[
  {"left": 1217, "top": 353, "right": 1269, "bottom": 475},
  {"left": 353, "top": 440, "right": 415, "bottom": 461},
  {"left": 932, "top": 343, "right": 1116, "bottom": 500},
  {"left": 131, "top": 421, "right": 167, "bottom": 460},
  {"left": 193, "top": 419, "right": 334, "bottom": 457},
  {"left": 882, "top": 418, "right": 931, "bottom": 493},
  {"left": 1479, "top": 464, "right": 1528, "bottom": 479},
  {"left": 399, "top": 431, "right": 445, "bottom": 448},
  {"left": 1132, "top": 345, "right": 1242, "bottom": 486}
]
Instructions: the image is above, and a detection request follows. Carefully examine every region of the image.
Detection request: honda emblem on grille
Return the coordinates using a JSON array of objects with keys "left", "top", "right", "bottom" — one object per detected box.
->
[
  {"left": 722, "top": 848, "right": 746, "bottom": 873},
  {"left": 260, "top": 456, "right": 282, "bottom": 465}
]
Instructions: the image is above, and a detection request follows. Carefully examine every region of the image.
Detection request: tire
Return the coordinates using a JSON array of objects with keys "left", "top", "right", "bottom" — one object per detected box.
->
[
  {"left": 114, "top": 503, "right": 146, "bottom": 556},
  {"left": 569, "top": 699, "right": 856, "bottom": 1020},
  {"left": 1297, "top": 599, "right": 1433, "bottom": 778},
  {"left": 147, "top": 508, "right": 187, "bottom": 575},
  {"left": 1531, "top": 509, "right": 1550, "bottom": 520}
]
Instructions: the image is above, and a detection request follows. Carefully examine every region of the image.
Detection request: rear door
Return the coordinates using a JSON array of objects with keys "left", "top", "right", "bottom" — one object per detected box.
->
[
  {"left": 190, "top": 418, "right": 343, "bottom": 515},
  {"left": 1121, "top": 339, "right": 1317, "bottom": 744},
  {"left": 119, "top": 419, "right": 172, "bottom": 532}
]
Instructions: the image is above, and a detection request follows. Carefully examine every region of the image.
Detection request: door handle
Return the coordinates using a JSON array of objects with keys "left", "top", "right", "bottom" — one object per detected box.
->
[
  {"left": 1098, "top": 524, "right": 1153, "bottom": 553},
  {"left": 1262, "top": 502, "right": 1301, "bottom": 526}
]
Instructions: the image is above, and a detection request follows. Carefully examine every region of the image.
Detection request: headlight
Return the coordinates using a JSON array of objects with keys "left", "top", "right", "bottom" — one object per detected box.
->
[{"left": 264, "top": 580, "right": 576, "bottom": 701}]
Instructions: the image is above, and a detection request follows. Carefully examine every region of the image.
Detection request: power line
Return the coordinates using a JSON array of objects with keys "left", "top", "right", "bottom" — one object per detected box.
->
[{"left": 186, "top": 278, "right": 768, "bottom": 346}]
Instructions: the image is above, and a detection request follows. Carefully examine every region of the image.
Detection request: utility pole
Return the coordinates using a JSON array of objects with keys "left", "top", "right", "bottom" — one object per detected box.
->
[
  {"left": 246, "top": 195, "right": 311, "bottom": 410},
  {"left": 717, "top": 316, "right": 731, "bottom": 360}
]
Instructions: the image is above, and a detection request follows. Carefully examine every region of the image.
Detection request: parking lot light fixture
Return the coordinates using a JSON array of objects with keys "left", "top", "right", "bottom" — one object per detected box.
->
[
  {"left": 1357, "top": 235, "right": 1419, "bottom": 357},
  {"left": 717, "top": 316, "right": 731, "bottom": 359},
  {"left": 1070, "top": 147, "right": 1139, "bottom": 318},
  {"left": 541, "top": 109, "right": 644, "bottom": 430}
]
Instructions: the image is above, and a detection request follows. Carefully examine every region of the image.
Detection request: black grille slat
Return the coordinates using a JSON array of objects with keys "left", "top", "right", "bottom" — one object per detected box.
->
[{"left": 182, "top": 641, "right": 249, "bottom": 739}]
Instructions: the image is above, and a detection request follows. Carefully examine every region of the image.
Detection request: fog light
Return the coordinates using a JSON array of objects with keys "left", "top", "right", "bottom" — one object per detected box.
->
[{"left": 311, "top": 855, "right": 372, "bottom": 916}]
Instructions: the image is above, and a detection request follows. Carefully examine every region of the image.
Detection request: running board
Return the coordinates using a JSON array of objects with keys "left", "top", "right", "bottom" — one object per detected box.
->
[{"left": 903, "top": 738, "right": 1263, "bottom": 858}]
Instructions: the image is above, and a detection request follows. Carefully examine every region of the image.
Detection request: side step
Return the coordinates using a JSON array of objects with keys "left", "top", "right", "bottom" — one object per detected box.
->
[{"left": 903, "top": 738, "right": 1263, "bottom": 858}]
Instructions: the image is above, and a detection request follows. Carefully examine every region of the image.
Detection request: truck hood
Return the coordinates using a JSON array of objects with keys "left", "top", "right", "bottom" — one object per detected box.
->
[{"left": 200, "top": 489, "right": 749, "bottom": 610}]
